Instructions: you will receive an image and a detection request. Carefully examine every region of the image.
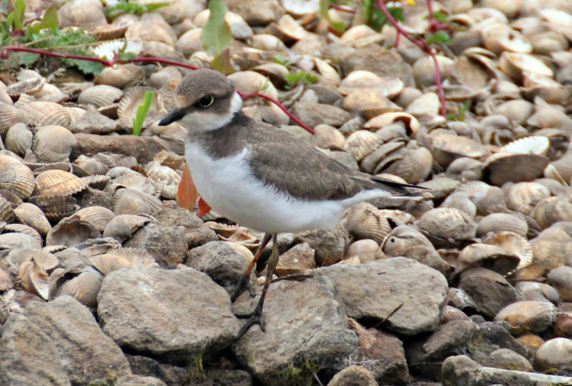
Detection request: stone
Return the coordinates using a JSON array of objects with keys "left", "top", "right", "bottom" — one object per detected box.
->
[
  {"left": 125, "top": 222, "right": 188, "bottom": 267},
  {"left": 441, "top": 355, "right": 486, "bottom": 386},
  {"left": 480, "top": 348, "right": 533, "bottom": 372},
  {"left": 0, "top": 296, "right": 130, "bottom": 385},
  {"left": 535, "top": 337, "right": 572, "bottom": 372},
  {"left": 76, "top": 187, "right": 113, "bottom": 209},
  {"left": 472, "top": 321, "right": 528, "bottom": 358},
  {"left": 459, "top": 268, "right": 518, "bottom": 318},
  {"left": 187, "top": 241, "right": 249, "bottom": 293},
  {"left": 98, "top": 267, "right": 239, "bottom": 358},
  {"left": 347, "top": 319, "right": 409, "bottom": 384},
  {"left": 275, "top": 242, "right": 316, "bottom": 276},
  {"left": 127, "top": 355, "right": 188, "bottom": 385},
  {"left": 296, "top": 225, "right": 349, "bottom": 266},
  {"left": 70, "top": 107, "right": 119, "bottom": 134},
  {"left": 73, "top": 133, "right": 168, "bottom": 163},
  {"left": 227, "top": 0, "right": 282, "bottom": 25},
  {"left": 318, "top": 258, "right": 448, "bottom": 335},
  {"left": 233, "top": 277, "right": 358, "bottom": 385},
  {"left": 155, "top": 207, "right": 218, "bottom": 248},
  {"left": 327, "top": 365, "right": 378, "bottom": 386},
  {"left": 340, "top": 46, "right": 414, "bottom": 86},
  {"left": 191, "top": 369, "right": 253, "bottom": 386},
  {"left": 494, "top": 300, "right": 556, "bottom": 335},
  {"left": 116, "top": 375, "right": 167, "bottom": 386}
]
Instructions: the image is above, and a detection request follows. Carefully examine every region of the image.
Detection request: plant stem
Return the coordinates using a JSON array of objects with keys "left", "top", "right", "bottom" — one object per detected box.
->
[
  {"left": 330, "top": 4, "right": 356, "bottom": 14},
  {"left": 1, "top": 46, "right": 315, "bottom": 133},
  {"left": 375, "top": 0, "right": 447, "bottom": 116}
]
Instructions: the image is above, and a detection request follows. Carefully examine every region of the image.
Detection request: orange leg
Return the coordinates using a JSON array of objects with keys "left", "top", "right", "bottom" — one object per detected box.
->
[{"left": 231, "top": 233, "right": 272, "bottom": 301}]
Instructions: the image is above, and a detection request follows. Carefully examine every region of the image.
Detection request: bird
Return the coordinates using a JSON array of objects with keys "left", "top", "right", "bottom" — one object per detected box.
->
[{"left": 159, "top": 68, "right": 424, "bottom": 338}]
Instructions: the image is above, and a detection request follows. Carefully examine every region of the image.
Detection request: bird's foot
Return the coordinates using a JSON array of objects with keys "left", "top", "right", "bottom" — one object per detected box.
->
[
  {"left": 235, "top": 302, "right": 265, "bottom": 340},
  {"left": 231, "top": 275, "right": 256, "bottom": 302}
]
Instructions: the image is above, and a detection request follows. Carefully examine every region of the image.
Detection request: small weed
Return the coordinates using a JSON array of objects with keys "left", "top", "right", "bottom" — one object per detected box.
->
[
  {"left": 284, "top": 70, "right": 319, "bottom": 89},
  {"left": 448, "top": 100, "right": 472, "bottom": 122},
  {"left": 280, "top": 359, "right": 323, "bottom": 386},
  {"left": 132, "top": 90, "right": 155, "bottom": 136},
  {"left": 187, "top": 352, "right": 206, "bottom": 381},
  {"left": 105, "top": 1, "right": 169, "bottom": 20}
]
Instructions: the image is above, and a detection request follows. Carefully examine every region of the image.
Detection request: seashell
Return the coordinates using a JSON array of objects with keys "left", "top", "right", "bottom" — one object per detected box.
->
[
  {"left": 532, "top": 197, "right": 572, "bottom": 230},
  {"left": 545, "top": 152, "right": 572, "bottom": 183},
  {"left": 280, "top": 0, "right": 319, "bottom": 16},
  {"left": 477, "top": 213, "right": 528, "bottom": 238},
  {"left": 547, "top": 266, "right": 572, "bottom": 302},
  {"left": 483, "top": 152, "right": 549, "bottom": 186},
  {"left": 346, "top": 202, "right": 391, "bottom": 244},
  {"left": 81, "top": 175, "right": 110, "bottom": 190},
  {"left": 0, "top": 195, "right": 14, "bottom": 222},
  {"left": 498, "top": 52, "right": 553, "bottom": 82},
  {"left": 13, "top": 203, "right": 51, "bottom": 236},
  {"left": 340, "top": 25, "right": 383, "bottom": 48},
  {"left": 89, "top": 248, "right": 156, "bottom": 274},
  {"left": 345, "top": 239, "right": 380, "bottom": 263},
  {"left": 126, "top": 15, "right": 177, "bottom": 46},
  {"left": 195, "top": 10, "right": 252, "bottom": 40},
  {"left": 482, "top": 24, "right": 532, "bottom": 55},
  {"left": 384, "top": 146, "right": 433, "bottom": 185},
  {"left": 455, "top": 181, "right": 508, "bottom": 215},
  {"left": 0, "top": 103, "right": 27, "bottom": 135},
  {"left": 535, "top": 338, "right": 572, "bottom": 371},
  {"left": 34, "top": 170, "right": 88, "bottom": 198},
  {"left": 117, "top": 87, "right": 162, "bottom": 129},
  {"left": 417, "top": 208, "right": 477, "bottom": 248},
  {"left": 95, "top": 64, "right": 145, "bottom": 89},
  {"left": 28, "top": 195, "right": 78, "bottom": 222},
  {"left": 56, "top": 270, "right": 102, "bottom": 307},
  {"left": 483, "top": 231, "right": 533, "bottom": 269},
  {"left": 506, "top": 182, "right": 551, "bottom": 215},
  {"left": 4, "top": 223, "right": 42, "bottom": 244},
  {"left": 431, "top": 134, "right": 488, "bottom": 168},
  {"left": 103, "top": 214, "right": 151, "bottom": 242},
  {"left": 458, "top": 243, "right": 520, "bottom": 276},
  {"left": 344, "top": 130, "right": 383, "bottom": 161},
  {"left": 32, "top": 125, "right": 77, "bottom": 162},
  {"left": 74, "top": 206, "right": 115, "bottom": 233},
  {"left": 314, "top": 58, "right": 340, "bottom": 89},
  {"left": 92, "top": 39, "right": 142, "bottom": 61},
  {"left": 342, "top": 90, "right": 401, "bottom": 120},
  {"left": 274, "top": 14, "right": 308, "bottom": 42},
  {"left": 73, "top": 155, "right": 109, "bottom": 176},
  {"left": 5, "top": 123, "right": 33, "bottom": 157},
  {"left": 494, "top": 99, "right": 534, "bottom": 124},
  {"left": 364, "top": 112, "right": 420, "bottom": 135},
  {"left": 440, "top": 306, "right": 470, "bottom": 324},
  {"left": 74, "top": 237, "right": 121, "bottom": 257},
  {"left": 251, "top": 34, "right": 287, "bottom": 51},
  {"left": 112, "top": 188, "right": 162, "bottom": 215},
  {"left": 175, "top": 28, "right": 203, "bottom": 56},
  {"left": 46, "top": 216, "right": 100, "bottom": 247},
  {"left": 339, "top": 71, "right": 404, "bottom": 98},
  {"left": 146, "top": 163, "right": 181, "bottom": 200},
  {"left": 529, "top": 31, "right": 569, "bottom": 55},
  {"left": 413, "top": 55, "right": 455, "bottom": 88},
  {"left": 516, "top": 281, "right": 559, "bottom": 303},
  {"left": 495, "top": 301, "right": 556, "bottom": 334},
  {"left": 0, "top": 155, "right": 35, "bottom": 199},
  {"left": 78, "top": 85, "right": 123, "bottom": 108},
  {"left": 6, "top": 76, "right": 45, "bottom": 98},
  {"left": 90, "top": 23, "right": 128, "bottom": 40},
  {"left": 18, "top": 260, "right": 49, "bottom": 300},
  {"left": 314, "top": 125, "right": 346, "bottom": 151},
  {"left": 539, "top": 9, "right": 572, "bottom": 41},
  {"left": 19, "top": 101, "right": 71, "bottom": 127},
  {"left": 228, "top": 71, "right": 278, "bottom": 99},
  {"left": 446, "top": 157, "right": 483, "bottom": 182},
  {"left": 480, "top": 0, "right": 522, "bottom": 18},
  {"left": 527, "top": 106, "right": 572, "bottom": 131},
  {"left": 0, "top": 268, "right": 13, "bottom": 291},
  {"left": 0, "top": 231, "right": 42, "bottom": 250},
  {"left": 441, "top": 192, "right": 477, "bottom": 218},
  {"left": 58, "top": 0, "right": 107, "bottom": 31}
]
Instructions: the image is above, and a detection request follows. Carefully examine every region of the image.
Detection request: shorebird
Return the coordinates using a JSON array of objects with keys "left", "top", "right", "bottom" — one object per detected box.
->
[{"left": 159, "top": 69, "right": 423, "bottom": 337}]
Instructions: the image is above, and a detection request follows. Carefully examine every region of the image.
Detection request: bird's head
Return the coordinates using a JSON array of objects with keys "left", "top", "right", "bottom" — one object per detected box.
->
[{"left": 158, "top": 69, "right": 242, "bottom": 132}]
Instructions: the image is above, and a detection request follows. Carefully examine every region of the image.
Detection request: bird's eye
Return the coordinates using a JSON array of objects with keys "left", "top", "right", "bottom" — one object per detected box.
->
[{"left": 198, "top": 95, "right": 214, "bottom": 108}]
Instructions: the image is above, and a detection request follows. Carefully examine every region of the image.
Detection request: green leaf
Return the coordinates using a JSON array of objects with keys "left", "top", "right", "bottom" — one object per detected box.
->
[
  {"left": 427, "top": 30, "right": 452, "bottom": 45},
  {"left": 27, "top": 5, "right": 59, "bottom": 35},
  {"left": 366, "top": 2, "right": 404, "bottom": 32},
  {"left": 319, "top": 0, "right": 345, "bottom": 33},
  {"left": 17, "top": 52, "right": 39, "bottom": 67},
  {"left": 12, "top": 0, "right": 25, "bottom": 30},
  {"left": 433, "top": 10, "right": 449, "bottom": 23},
  {"left": 132, "top": 90, "right": 155, "bottom": 136},
  {"left": 64, "top": 59, "right": 104, "bottom": 76},
  {"left": 201, "top": 0, "right": 232, "bottom": 56},
  {"left": 211, "top": 48, "right": 234, "bottom": 74},
  {"left": 284, "top": 70, "right": 319, "bottom": 89}
]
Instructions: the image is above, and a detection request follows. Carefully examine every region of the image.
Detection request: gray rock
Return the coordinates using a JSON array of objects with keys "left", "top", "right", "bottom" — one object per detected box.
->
[
  {"left": 191, "top": 369, "right": 253, "bottom": 386},
  {"left": 125, "top": 222, "right": 188, "bottom": 268},
  {"left": 276, "top": 242, "right": 316, "bottom": 276},
  {"left": 296, "top": 225, "right": 349, "bottom": 266},
  {"left": 233, "top": 277, "right": 358, "bottom": 385},
  {"left": 127, "top": 355, "right": 188, "bottom": 385},
  {"left": 227, "top": 0, "right": 282, "bottom": 25},
  {"left": 318, "top": 258, "right": 448, "bottom": 335},
  {"left": 347, "top": 319, "right": 409, "bottom": 384},
  {"left": 70, "top": 107, "right": 119, "bottom": 134},
  {"left": 155, "top": 207, "right": 218, "bottom": 248},
  {"left": 98, "top": 267, "right": 239, "bottom": 358},
  {"left": 187, "top": 241, "right": 249, "bottom": 293},
  {"left": 441, "top": 355, "right": 486, "bottom": 386},
  {"left": 480, "top": 348, "right": 533, "bottom": 372},
  {"left": 116, "top": 375, "right": 167, "bottom": 386},
  {"left": 459, "top": 268, "right": 517, "bottom": 318},
  {"left": 0, "top": 296, "right": 130, "bottom": 385},
  {"left": 472, "top": 321, "right": 528, "bottom": 358},
  {"left": 327, "top": 365, "right": 378, "bottom": 386}
]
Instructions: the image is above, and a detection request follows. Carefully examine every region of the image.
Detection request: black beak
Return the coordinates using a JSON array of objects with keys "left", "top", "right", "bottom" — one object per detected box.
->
[{"left": 158, "top": 109, "right": 186, "bottom": 126}]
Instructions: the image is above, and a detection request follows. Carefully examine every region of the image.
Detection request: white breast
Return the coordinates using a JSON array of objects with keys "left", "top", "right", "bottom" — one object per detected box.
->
[{"left": 185, "top": 143, "right": 348, "bottom": 233}]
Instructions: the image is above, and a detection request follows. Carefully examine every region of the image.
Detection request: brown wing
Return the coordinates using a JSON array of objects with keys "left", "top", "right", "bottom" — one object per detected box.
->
[{"left": 247, "top": 124, "right": 414, "bottom": 201}]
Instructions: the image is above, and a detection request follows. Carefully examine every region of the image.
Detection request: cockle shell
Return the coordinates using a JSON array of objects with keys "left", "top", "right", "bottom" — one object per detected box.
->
[
  {"left": 0, "top": 155, "right": 35, "bottom": 199},
  {"left": 495, "top": 300, "right": 556, "bottom": 334},
  {"left": 339, "top": 70, "right": 403, "bottom": 98},
  {"left": 344, "top": 130, "right": 383, "bottom": 161},
  {"left": 0, "top": 103, "right": 27, "bottom": 135},
  {"left": 14, "top": 203, "right": 51, "bottom": 236},
  {"left": 484, "top": 231, "right": 533, "bottom": 269},
  {"left": 95, "top": 64, "right": 145, "bottom": 89},
  {"left": 32, "top": 125, "right": 77, "bottom": 162},
  {"left": 74, "top": 206, "right": 115, "bottom": 233},
  {"left": 28, "top": 195, "right": 78, "bottom": 222},
  {"left": 103, "top": 214, "right": 151, "bottom": 242},
  {"left": 417, "top": 207, "right": 477, "bottom": 248},
  {"left": 0, "top": 195, "right": 14, "bottom": 222},
  {"left": 477, "top": 213, "right": 528, "bottom": 238},
  {"left": 5, "top": 123, "right": 33, "bottom": 157},
  {"left": 34, "top": 170, "right": 88, "bottom": 198},
  {"left": 89, "top": 248, "right": 156, "bottom": 274},
  {"left": 19, "top": 101, "right": 71, "bottom": 127},
  {"left": 112, "top": 188, "right": 162, "bottom": 215},
  {"left": 346, "top": 202, "right": 391, "bottom": 244},
  {"left": 46, "top": 216, "right": 100, "bottom": 247},
  {"left": 506, "top": 182, "right": 551, "bottom": 215},
  {"left": 78, "top": 85, "right": 124, "bottom": 108},
  {"left": 55, "top": 270, "right": 103, "bottom": 307},
  {"left": 117, "top": 87, "right": 162, "bottom": 129}
]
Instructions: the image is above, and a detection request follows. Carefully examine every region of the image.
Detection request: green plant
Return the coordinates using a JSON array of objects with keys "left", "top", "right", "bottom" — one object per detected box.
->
[
  {"left": 448, "top": 100, "right": 471, "bottom": 122},
  {"left": 201, "top": 0, "right": 233, "bottom": 73},
  {"left": 105, "top": 0, "right": 169, "bottom": 20},
  {"left": 284, "top": 70, "right": 319, "bottom": 89},
  {"left": 364, "top": 0, "right": 404, "bottom": 32},
  {"left": 280, "top": 359, "right": 323, "bottom": 386},
  {"left": 132, "top": 90, "right": 155, "bottom": 136}
]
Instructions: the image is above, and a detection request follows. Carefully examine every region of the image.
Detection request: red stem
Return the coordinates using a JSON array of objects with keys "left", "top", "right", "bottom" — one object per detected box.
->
[
  {"left": 330, "top": 4, "right": 356, "bottom": 14},
  {"left": 375, "top": 0, "right": 447, "bottom": 117},
  {"left": 1, "top": 46, "right": 315, "bottom": 132}
]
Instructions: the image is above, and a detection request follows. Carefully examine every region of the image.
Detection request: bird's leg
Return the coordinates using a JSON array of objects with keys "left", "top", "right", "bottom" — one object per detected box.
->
[
  {"left": 236, "top": 233, "right": 279, "bottom": 339},
  {"left": 231, "top": 233, "right": 272, "bottom": 302}
]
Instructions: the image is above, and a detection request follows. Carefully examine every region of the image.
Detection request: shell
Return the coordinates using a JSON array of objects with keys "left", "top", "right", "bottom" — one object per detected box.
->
[
  {"left": 340, "top": 25, "right": 383, "bottom": 47},
  {"left": 314, "top": 58, "right": 340, "bottom": 88},
  {"left": 483, "top": 152, "right": 549, "bottom": 186},
  {"left": 228, "top": 71, "right": 278, "bottom": 99},
  {"left": 535, "top": 338, "right": 572, "bottom": 371},
  {"left": 33, "top": 125, "right": 77, "bottom": 162},
  {"left": 495, "top": 301, "right": 557, "bottom": 335},
  {"left": 89, "top": 248, "right": 156, "bottom": 274},
  {"left": 117, "top": 87, "right": 161, "bottom": 128},
  {"left": 194, "top": 10, "right": 252, "bottom": 40},
  {"left": 345, "top": 239, "right": 380, "bottom": 263},
  {"left": 146, "top": 163, "right": 181, "bottom": 200},
  {"left": 94, "top": 64, "right": 145, "bottom": 89},
  {"left": 5, "top": 123, "right": 33, "bottom": 156},
  {"left": 364, "top": 112, "right": 420, "bottom": 134},
  {"left": 175, "top": 28, "right": 203, "bottom": 56},
  {"left": 540, "top": 9, "right": 572, "bottom": 41},
  {"left": 506, "top": 182, "right": 551, "bottom": 215},
  {"left": 0, "top": 155, "right": 35, "bottom": 199},
  {"left": 56, "top": 270, "right": 103, "bottom": 307},
  {"left": 446, "top": 157, "right": 483, "bottom": 182},
  {"left": 532, "top": 197, "right": 572, "bottom": 230},
  {"left": 46, "top": 216, "right": 100, "bottom": 247},
  {"left": 477, "top": 213, "right": 528, "bottom": 238},
  {"left": 74, "top": 206, "right": 115, "bottom": 233},
  {"left": 0, "top": 103, "right": 27, "bottom": 135},
  {"left": 417, "top": 208, "right": 477, "bottom": 248},
  {"left": 344, "top": 130, "right": 383, "bottom": 161},
  {"left": 501, "top": 136, "right": 550, "bottom": 156},
  {"left": 547, "top": 266, "right": 572, "bottom": 302},
  {"left": 498, "top": 52, "right": 554, "bottom": 82},
  {"left": 28, "top": 195, "right": 78, "bottom": 222},
  {"left": 102, "top": 214, "right": 151, "bottom": 242},
  {"left": 441, "top": 192, "right": 477, "bottom": 218},
  {"left": 458, "top": 243, "right": 520, "bottom": 276},
  {"left": 0, "top": 195, "right": 14, "bottom": 222},
  {"left": 19, "top": 101, "right": 71, "bottom": 127},
  {"left": 78, "top": 85, "right": 123, "bottom": 108},
  {"left": 431, "top": 134, "right": 488, "bottom": 168},
  {"left": 13, "top": 203, "right": 51, "bottom": 236},
  {"left": 58, "top": 0, "right": 107, "bottom": 31},
  {"left": 516, "top": 281, "right": 559, "bottom": 303},
  {"left": 34, "top": 170, "right": 88, "bottom": 198},
  {"left": 346, "top": 202, "right": 391, "bottom": 243},
  {"left": 339, "top": 71, "right": 404, "bottom": 98},
  {"left": 113, "top": 187, "right": 161, "bottom": 216},
  {"left": 545, "top": 152, "right": 572, "bottom": 183},
  {"left": 18, "top": 261, "right": 50, "bottom": 300},
  {"left": 482, "top": 24, "right": 532, "bottom": 54},
  {"left": 342, "top": 90, "right": 401, "bottom": 120},
  {"left": 484, "top": 231, "right": 533, "bottom": 269}
]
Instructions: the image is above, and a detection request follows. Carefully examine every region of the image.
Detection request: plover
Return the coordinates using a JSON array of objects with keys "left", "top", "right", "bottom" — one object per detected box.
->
[{"left": 159, "top": 69, "right": 423, "bottom": 337}]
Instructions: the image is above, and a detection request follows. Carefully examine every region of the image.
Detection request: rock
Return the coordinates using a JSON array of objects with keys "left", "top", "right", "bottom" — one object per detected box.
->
[
  {"left": 472, "top": 321, "right": 528, "bottom": 357},
  {"left": 275, "top": 242, "right": 316, "bottom": 276},
  {"left": 340, "top": 46, "right": 414, "bottom": 86},
  {"left": 441, "top": 355, "right": 486, "bottom": 386},
  {"left": 459, "top": 268, "right": 518, "bottom": 318},
  {"left": 547, "top": 265, "right": 572, "bottom": 301},
  {"left": 98, "top": 267, "right": 239, "bottom": 359},
  {"left": 191, "top": 369, "right": 253, "bottom": 386},
  {"left": 127, "top": 355, "right": 188, "bottom": 385},
  {"left": 327, "top": 365, "right": 378, "bottom": 386},
  {"left": 76, "top": 187, "right": 113, "bottom": 209},
  {"left": 155, "top": 207, "right": 218, "bottom": 248},
  {"left": 116, "top": 375, "right": 167, "bottom": 386},
  {"left": 187, "top": 241, "right": 249, "bottom": 293},
  {"left": 73, "top": 133, "right": 168, "bottom": 163},
  {"left": 227, "top": 0, "right": 281, "bottom": 25},
  {"left": 348, "top": 319, "right": 409, "bottom": 384},
  {"left": 318, "top": 258, "right": 448, "bottom": 335},
  {"left": 479, "top": 348, "right": 533, "bottom": 372},
  {"left": 125, "top": 222, "right": 188, "bottom": 267},
  {"left": 0, "top": 296, "right": 130, "bottom": 385},
  {"left": 70, "top": 107, "right": 120, "bottom": 134},
  {"left": 534, "top": 337, "right": 572, "bottom": 372},
  {"left": 293, "top": 102, "right": 352, "bottom": 128},
  {"left": 233, "top": 277, "right": 358, "bottom": 385},
  {"left": 495, "top": 300, "right": 556, "bottom": 335},
  {"left": 296, "top": 225, "right": 349, "bottom": 266}
]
